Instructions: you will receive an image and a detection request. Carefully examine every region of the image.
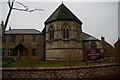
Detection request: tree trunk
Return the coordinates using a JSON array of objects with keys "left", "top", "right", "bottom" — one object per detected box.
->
[{"left": 3, "top": 0, "right": 15, "bottom": 34}]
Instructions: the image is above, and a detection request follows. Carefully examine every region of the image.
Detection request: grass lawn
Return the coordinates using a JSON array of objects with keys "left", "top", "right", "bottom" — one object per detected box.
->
[
  {"left": 2, "top": 60, "right": 111, "bottom": 68},
  {"left": 2, "top": 60, "right": 14, "bottom": 65}
]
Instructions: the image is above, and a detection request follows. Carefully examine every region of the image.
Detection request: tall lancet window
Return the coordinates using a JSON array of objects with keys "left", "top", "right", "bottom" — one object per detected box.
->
[
  {"left": 77, "top": 26, "right": 80, "bottom": 39},
  {"left": 91, "top": 42, "right": 97, "bottom": 49},
  {"left": 49, "top": 26, "right": 54, "bottom": 40},
  {"left": 62, "top": 25, "right": 69, "bottom": 39}
]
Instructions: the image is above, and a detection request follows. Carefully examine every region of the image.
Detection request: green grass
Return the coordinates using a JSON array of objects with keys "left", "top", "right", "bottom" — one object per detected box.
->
[
  {"left": 36, "top": 61, "right": 66, "bottom": 67},
  {"left": 2, "top": 60, "right": 14, "bottom": 65},
  {"left": 3, "top": 60, "right": 111, "bottom": 68}
]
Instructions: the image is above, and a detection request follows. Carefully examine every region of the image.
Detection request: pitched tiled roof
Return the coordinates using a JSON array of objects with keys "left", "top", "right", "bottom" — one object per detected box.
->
[
  {"left": 14, "top": 43, "right": 28, "bottom": 50},
  {"left": 114, "top": 38, "right": 120, "bottom": 46},
  {"left": 45, "top": 4, "right": 83, "bottom": 24},
  {"left": 80, "top": 32, "right": 99, "bottom": 41},
  {"left": 5, "top": 29, "right": 41, "bottom": 34},
  {"left": 85, "top": 36, "right": 99, "bottom": 41}
]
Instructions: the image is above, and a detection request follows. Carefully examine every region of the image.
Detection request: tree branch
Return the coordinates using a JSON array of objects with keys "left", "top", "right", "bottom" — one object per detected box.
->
[
  {"left": 12, "top": 1, "right": 44, "bottom": 12},
  {"left": 3, "top": 0, "right": 44, "bottom": 35},
  {"left": 28, "top": 8, "right": 44, "bottom": 12},
  {"left": 15, "top": 1, "right": 29, "bottom": 10},
  {"left": 12, "top": 8, "right": 28, "bottom": 11},
  {"left": 7, "top": 1, "right": 11, "bottom": 8}
]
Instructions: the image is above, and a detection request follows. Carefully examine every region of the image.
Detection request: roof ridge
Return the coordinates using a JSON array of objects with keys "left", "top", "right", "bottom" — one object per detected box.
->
[
  {"left": 57, "top": 4, "right": 64, "bottom": 19},
  {"left": 45, "top": 4, "right": 82, "bottom": 24},
  {"left": 45, "top": 4, "right": 61, "bottom": 23},
  {"left": 5, "top": 29, "right": 40, "bottom": 31},
  {"left": 81, "top": 32, "right": 100, "bottom": 41},
  {"left": 5, "top": 29, "right": 41, "bottom": 34},
  {"left": 11, "top": 29, "right": 36, "bottom": 30}
]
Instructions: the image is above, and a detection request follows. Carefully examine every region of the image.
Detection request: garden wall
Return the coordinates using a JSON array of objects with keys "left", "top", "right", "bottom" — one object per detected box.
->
[{"left": 1, "top": 64, "right": 120, "bottom": 79}]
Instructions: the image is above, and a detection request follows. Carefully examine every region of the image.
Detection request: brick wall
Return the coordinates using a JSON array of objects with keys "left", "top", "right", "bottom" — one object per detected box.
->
[
  {"left": 2, "top": 34, "right": 44, "bottom": 61},
  {"left": 1, "top": 64, "right": 120, "bottom": 79}
]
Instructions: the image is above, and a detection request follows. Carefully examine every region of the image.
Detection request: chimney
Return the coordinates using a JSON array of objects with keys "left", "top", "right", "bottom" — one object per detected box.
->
[
  {"left": 101, "top": 36, "right": 105, "bottom": 41},
  {"left": 9, "top": 27, "right": 11, "bottom": 30}
]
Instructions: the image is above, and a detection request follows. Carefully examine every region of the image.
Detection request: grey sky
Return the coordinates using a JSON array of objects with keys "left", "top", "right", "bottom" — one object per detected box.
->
[{"left": 0, "top": 1, "right": 119, "bottom": 46}]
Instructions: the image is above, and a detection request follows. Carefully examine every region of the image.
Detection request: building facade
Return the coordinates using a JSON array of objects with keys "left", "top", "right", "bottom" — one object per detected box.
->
[
  {"left": 113, "top": 39, "right": 120, "bottom": 62},
  {"left": 44, "top": 4, "right": 103, "bottom": 61},
  {"left": 2, "top": 29, "right": 44, "bottom": 60},
  {"left": 2, "top": 3, "right": 114, "bottom": 62},
  {"left": 100, "top": 36, "right": 113, "bottom": 57}
]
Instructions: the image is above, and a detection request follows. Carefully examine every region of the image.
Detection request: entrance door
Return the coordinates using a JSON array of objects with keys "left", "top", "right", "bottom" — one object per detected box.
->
[{"left": 17, "top": 49, "right": 24, "bottom": 60}]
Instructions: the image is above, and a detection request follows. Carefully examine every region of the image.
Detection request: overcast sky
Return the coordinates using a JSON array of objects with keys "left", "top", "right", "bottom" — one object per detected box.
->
[{"left": 0, "top": 0, "right": 119, "bottom": 46}]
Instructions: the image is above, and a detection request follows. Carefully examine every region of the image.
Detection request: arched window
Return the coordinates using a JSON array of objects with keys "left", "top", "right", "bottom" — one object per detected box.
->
[
  {"left": 49, "top": 26, "right": 54, "bottom": 40},
  {"left": 62, "top": 25, "right": 69, "bottom": 39},
  {"left": 91, "top": 42, "right": 97, "bottom": 49},
  {"left": 77, "top": 26, "right": 80, "bottom": 39}
]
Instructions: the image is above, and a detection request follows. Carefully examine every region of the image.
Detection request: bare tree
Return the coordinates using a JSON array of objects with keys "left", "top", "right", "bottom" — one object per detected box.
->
[{"left": 2, "top": 0, "right": 44, "bottom": 35}]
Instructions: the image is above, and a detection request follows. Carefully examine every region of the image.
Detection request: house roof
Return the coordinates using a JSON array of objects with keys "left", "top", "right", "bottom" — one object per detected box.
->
[
  {"left": 80, "top": 32, "right": 99, "bottom": 41},
  {"left": 45, "top": 4, "right": 83, "bottom": 24},
  {"left": 14, "top": 43, "right": 28, "bottom": 51},
  {"left": 114, "top": 38, "right": 120, "bottom": 47},
  {"left": 5, "top": 29, "right": 41, "bottom": 35},
  {"left": 85, "top": 36, "right": 99, "bottom": 41}
]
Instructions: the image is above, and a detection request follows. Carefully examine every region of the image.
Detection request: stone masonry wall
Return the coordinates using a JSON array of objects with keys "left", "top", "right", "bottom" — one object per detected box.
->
[
  {"left": 1, "top": 64, "right": 120, "bottom": 79},
  {"left": 45, "top": 20, "right": 83, "bottom": 61},
  {"left": 2, "top": 34, "right": 44, "bottom": 61}
]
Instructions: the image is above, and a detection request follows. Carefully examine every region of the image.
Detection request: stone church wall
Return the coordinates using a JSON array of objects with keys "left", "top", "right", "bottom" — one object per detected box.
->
[{"left": 45, "top": 21, "right": 83, "bottom": 61}]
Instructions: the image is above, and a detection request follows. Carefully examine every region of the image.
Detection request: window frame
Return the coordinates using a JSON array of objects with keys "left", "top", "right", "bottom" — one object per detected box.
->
[
  {"left": 9, "top": 35, "right": 16, "bottom": 43},
  {"left": 8, "top": 48, "right": 15, "bottom": 56},
  {"left": 62, "top": 24, "right": 70, "bottom": 40},
  {"left": 20, "top": 35, "right": 24, "bottom": 43},
  {"left": 49, "top": 26, "right": 54, "bottom": 40},
  {"left": 91, "top": 42, "right": 97, "bottom": 49},
  {"left": 31, "top": 49, "right": 37, "bottom": 56},
  {"left": 76, "top": 26, "right": 80, "bottom": 40},
  {"left": 31, "top": 35, "right": 37, "bottom": 44}
]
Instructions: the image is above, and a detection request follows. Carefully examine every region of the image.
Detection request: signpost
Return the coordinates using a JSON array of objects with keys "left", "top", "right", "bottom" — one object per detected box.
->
[{"left": 86, "top": 49, "right": 101, "bottom": 65}]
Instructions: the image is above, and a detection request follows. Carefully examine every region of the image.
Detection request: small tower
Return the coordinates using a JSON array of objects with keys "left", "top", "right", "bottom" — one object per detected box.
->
[{"left": 44, "top": 3, "right": 83, "bottom": 61}]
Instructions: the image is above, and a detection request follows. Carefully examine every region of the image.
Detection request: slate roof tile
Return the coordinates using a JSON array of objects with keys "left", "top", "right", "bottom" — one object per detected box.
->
[{"left": 45, "top": 4, "right": 83, "bottom": 24}]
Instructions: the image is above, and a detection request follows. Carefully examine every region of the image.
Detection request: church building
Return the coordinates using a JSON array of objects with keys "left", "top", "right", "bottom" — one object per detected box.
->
[
  {"left": 2, "top": 3, "right": 108, "bottom": 62},
  {"left": 44, "top": 3, "right": 102, "bottom": 61}
]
